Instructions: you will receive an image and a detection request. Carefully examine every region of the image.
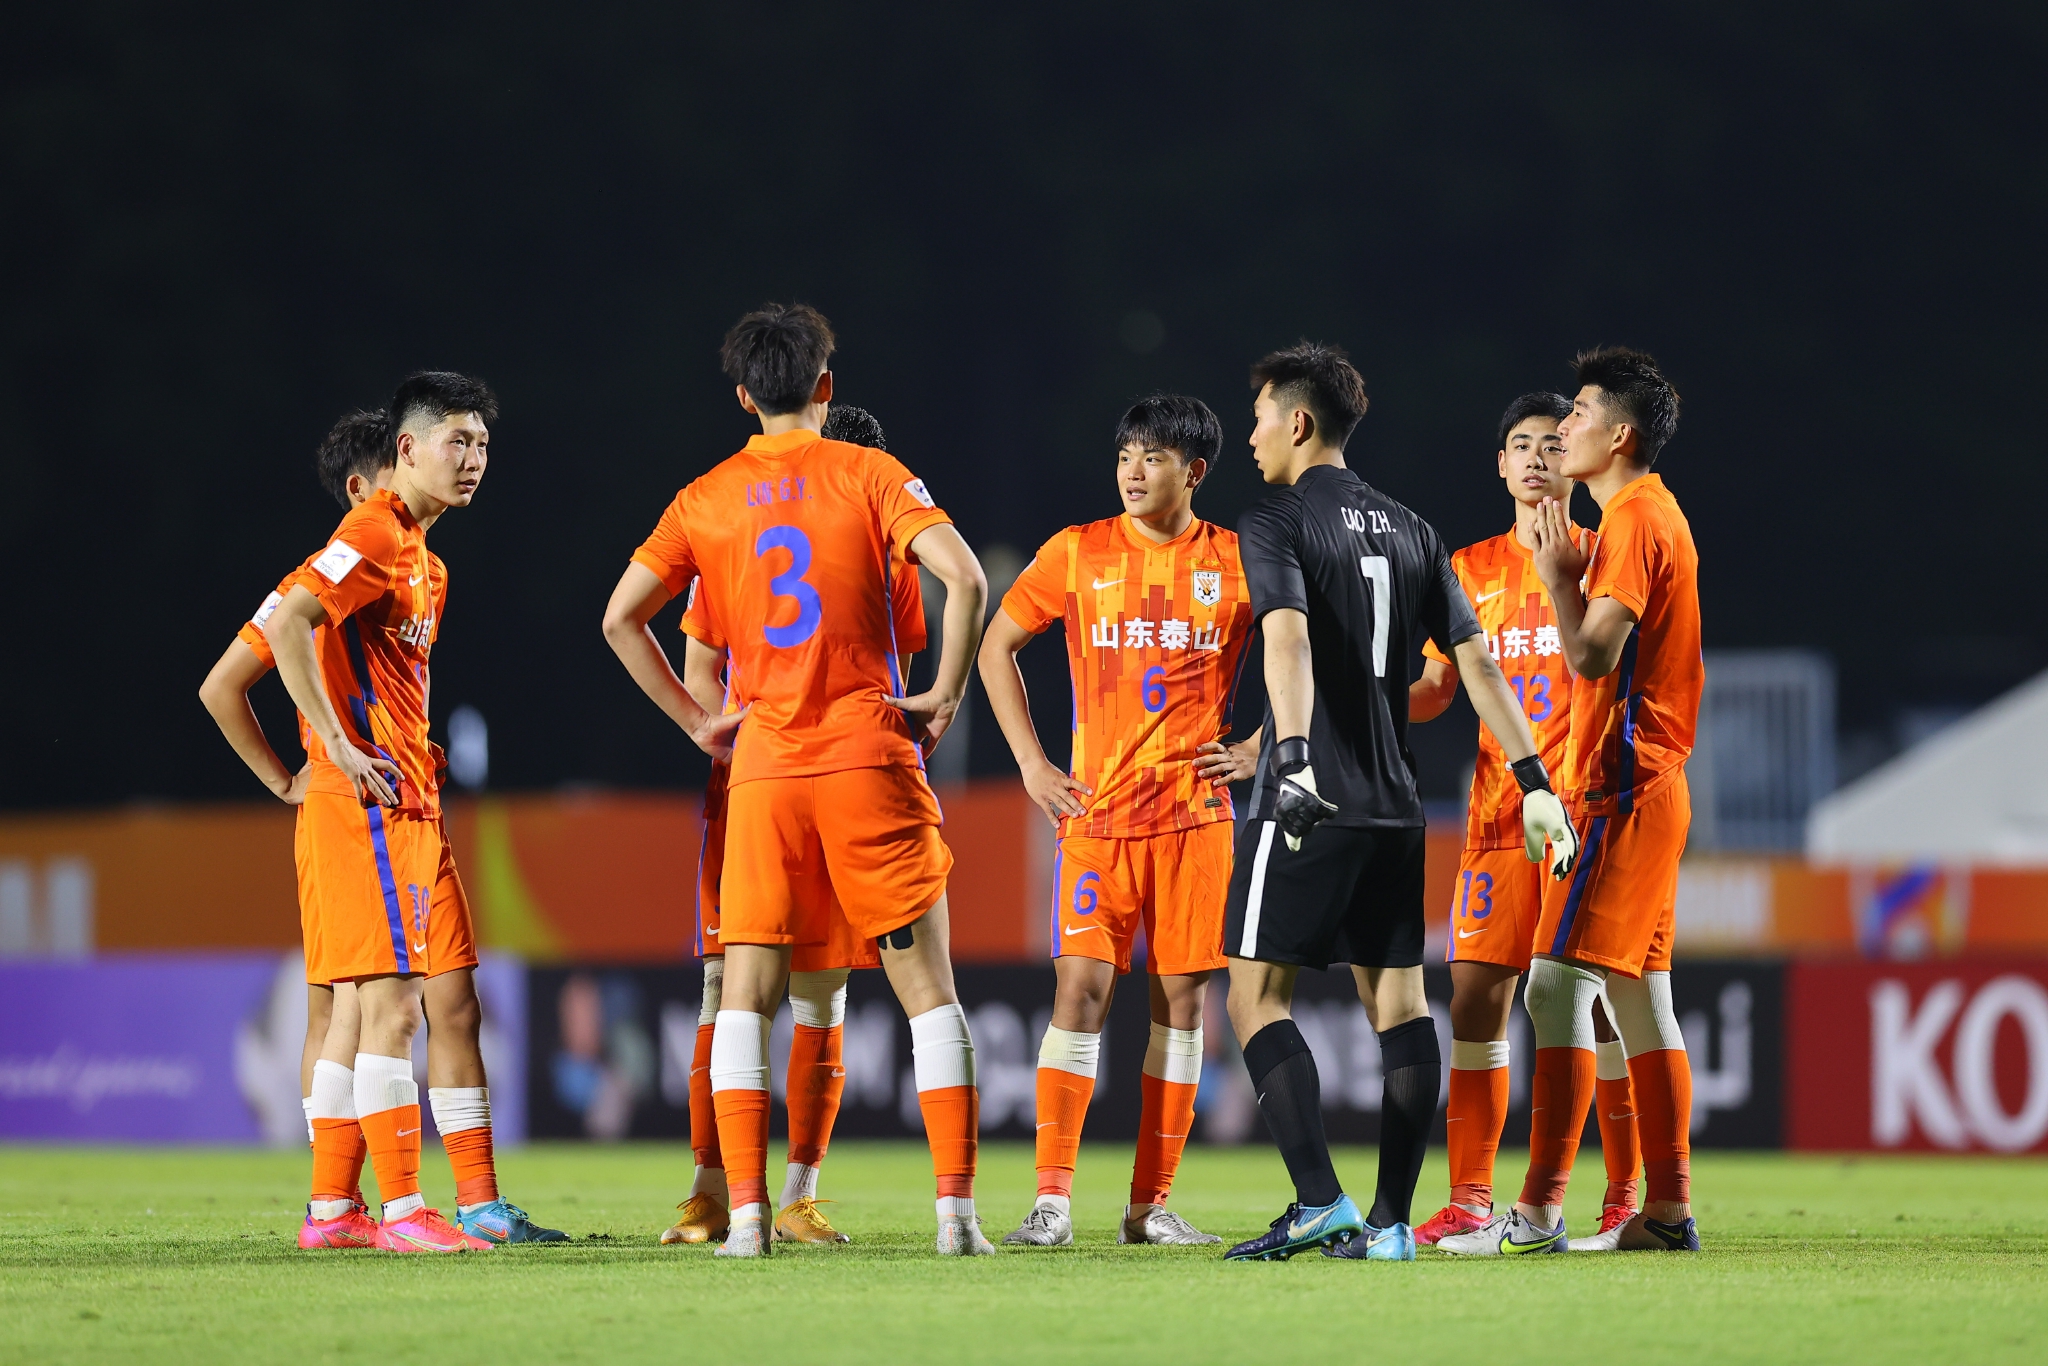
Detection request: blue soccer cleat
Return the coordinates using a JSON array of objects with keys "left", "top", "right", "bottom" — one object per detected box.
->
[
  {"left": 1637, "top": 1215, "right": 1701, "bottom": 1251},
  {"left": 1321, "top": 1220, "right": 1415, "bottom": 1261},
  {"left": 1223, "top": 1195, "right": 1367, "bottom": 1262},
  {"left": 457, "top": 1199, "right": 568, "bottom": 1245}
]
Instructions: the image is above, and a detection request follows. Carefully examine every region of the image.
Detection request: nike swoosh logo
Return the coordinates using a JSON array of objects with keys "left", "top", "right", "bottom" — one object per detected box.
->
[
  {"left": 1092, "top": 577, "right": 1124, "bottom": 590},
  {"left": 1154, "top": 1132, "right": 1187, "bottom": 1140},
  {"left": 409, "top": 574, "right": 425, "bottom": 586},
  {"left": 1062, "top": 923, "right": 1102, "bottom": 935},
  {"left": 830, "top": 1069, "right": 846, "bottom": 1078},
  {"left": 1501, "top": 1228, "right": 1561, "bottom": 1254},
  {"left": 1036, "top": 1122, "right": 1057, "bottom": 1130},
  {"left": 396, "top": 1128, "right": 419, "bottom": 1138},
  {"left": 704, "top": 927, "right": 718, "bottom": 937},
  {"left": 1456, "top": 926, "right": 1486, "bottom": 939},
  {"left": 412, "top": 942, "right": 428, "bottom": 953},
  {"left": 1473, "top": 587, "right": 1505, "bottom": 603},
  {"left": 1607, "top": 1111, "right": 1634, "bottom": 1121}
]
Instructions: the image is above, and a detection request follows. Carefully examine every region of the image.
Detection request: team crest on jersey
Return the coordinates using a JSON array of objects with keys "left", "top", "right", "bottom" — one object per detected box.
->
[
  {"left": 1191, "top": 569, "right": 1221, "bottom": 607},
  {"left": 903, "top": 478, "right": 935, "bottom": 509}
]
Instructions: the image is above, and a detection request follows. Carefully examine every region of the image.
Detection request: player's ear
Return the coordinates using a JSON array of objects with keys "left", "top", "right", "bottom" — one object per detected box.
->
[
  {"left": 1184, "top": 456, "right": 1207, "bottom": 490},
  {"left": 735, "top": 384, "right": 759, "bottom": 416},
  {"left": 394, "top": 429, "right": 414, "bottom": 467},
  {"left": 1292, "top": 407, "right": 1314, "bottom": 447},
  {"left": 812, "top": 370, "right": 833, "bottom": 405}
]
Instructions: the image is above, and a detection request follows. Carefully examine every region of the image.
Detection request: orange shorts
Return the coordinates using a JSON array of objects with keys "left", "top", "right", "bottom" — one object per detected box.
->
[
  {"left": 697, "top": 766, "right": 879, "bottom": 971},
  {"left": 1534, "top": 773, "right": 1689, "bottom": 977},
  {"left": 296, "top": 792, "right": 442, "bottom": 983},
  {"left": 424, "top": 816, "right": 480, "bottom": 979},
  {"left": 719, "top": 765, "right": 953, "bottom": 948},
  {"left": 1051, "top": 824, "right": 1231, "bottom": 976},
  {"left": 1444, "top": 845, "right": 1545, "bottom": 971}
]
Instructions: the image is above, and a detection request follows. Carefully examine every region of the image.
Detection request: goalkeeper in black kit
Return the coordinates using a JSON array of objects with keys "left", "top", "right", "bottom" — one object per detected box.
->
[{"left": 1218, "top": 342, "right": 1579, "bottom": 1262}]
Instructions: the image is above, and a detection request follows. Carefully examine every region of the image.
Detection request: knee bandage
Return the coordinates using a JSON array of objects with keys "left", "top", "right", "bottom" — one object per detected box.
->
[
  {"left": 788, "top": 969, "right": 850, "bottom": 1029},
  {"left": 1522, "top": 959, "right": 1603, "bottom": 1051},
  {"left": 698, "top": 957, "right": 724, "bottom": 1026}
]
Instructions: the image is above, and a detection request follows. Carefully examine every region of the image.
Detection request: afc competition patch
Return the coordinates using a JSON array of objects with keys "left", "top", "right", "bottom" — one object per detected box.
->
[{"left": 1192, "top": 568, "right": 1221, "bottom": 607}]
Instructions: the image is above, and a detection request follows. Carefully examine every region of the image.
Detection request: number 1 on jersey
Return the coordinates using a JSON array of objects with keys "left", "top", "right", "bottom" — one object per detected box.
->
[{"left": 1358, "top": 555, "right": 1390, "bottom": 677}]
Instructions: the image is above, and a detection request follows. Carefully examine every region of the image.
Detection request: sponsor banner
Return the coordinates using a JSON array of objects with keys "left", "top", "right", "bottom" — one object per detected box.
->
[
  {"left": 0, "top": 952, "right": 527, "bottom": 1144},
  {"left": 1787, "top": 960, "right": 2048, "bottom": 1153},
  {"left": 526, "top": 961, "right": 1780, "bottom": 1148}
]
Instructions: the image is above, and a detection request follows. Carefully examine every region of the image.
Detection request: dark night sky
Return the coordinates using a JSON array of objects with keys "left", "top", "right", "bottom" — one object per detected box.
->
[{"left": 4, "top": 2, "right": 2044, "bottom": 809}]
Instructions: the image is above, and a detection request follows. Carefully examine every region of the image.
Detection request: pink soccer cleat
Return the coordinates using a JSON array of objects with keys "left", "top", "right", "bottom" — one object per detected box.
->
[
  {"left": 299, "top": 1203, "right": 379, "bottom": 1249},
  {"left": 374, "top": 1206, "right": 477, "bottom": 1253},
  {"left": 1413, "top": 1204, "right": 1491, "bottom": 1247}
]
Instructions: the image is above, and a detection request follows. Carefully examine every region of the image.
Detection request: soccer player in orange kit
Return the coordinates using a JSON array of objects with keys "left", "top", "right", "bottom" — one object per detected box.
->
[
  {"left": 249, "top": 373, "right": 503, "bottom": 1252},
  {"left": 199, "top": 405, "right": 562, "bottom": 1249},
  {"left": 979, "top": 394, "right": 1250, "bottom": 1248},
  {"left": 1403, "top": 393, "right": 1641, "bottom": 1248},
  {"left": 662, "top": 405, "right": 925, "bottom": 1248},
  {"left": 604, "top": 304, "right": 993, "bottom": 1257},
  {"left": 1440, "top": 347, "right": 1702, "bottom": 1256}
]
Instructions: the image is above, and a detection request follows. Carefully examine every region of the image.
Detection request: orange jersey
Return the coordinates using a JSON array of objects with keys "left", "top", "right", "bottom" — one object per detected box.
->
[
  {"left": 252, "top": 489, "right": 446, "bottom": 815},
  {"left": 630, "top": 430, "right": 951, "bottom": 786},
  {"left": 1002, "top": 516, "right": 1255, "bottom": 839},
  {"left": 1569, "top": 474, "right": 1702, "bottom": 816},
  {"left": 680, "top": 552, "right": 926, "bottom": 658},
  {"left": 1423, "top": 525, "right": 1583, "bottom": 851}
]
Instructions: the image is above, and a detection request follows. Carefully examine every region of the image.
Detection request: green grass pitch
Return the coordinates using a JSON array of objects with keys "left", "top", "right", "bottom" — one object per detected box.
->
[{"left": 2, "top": 1142, "right": 2044, "bottom": 1364}]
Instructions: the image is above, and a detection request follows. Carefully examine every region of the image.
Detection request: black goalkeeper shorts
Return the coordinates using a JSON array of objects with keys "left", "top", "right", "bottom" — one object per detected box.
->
[{"left": 1223, "top": 818, "right": 1426, "bottom": 971}]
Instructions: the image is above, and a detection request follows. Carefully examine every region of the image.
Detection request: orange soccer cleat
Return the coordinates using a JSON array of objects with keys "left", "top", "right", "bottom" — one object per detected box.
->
[
  {"left": 1413, "top": 1204, "right": 1491, "bottom": 1247},
  {"left": 661, "top": 1193, "right": 731, "bottom": 1245},
  {"left": 374, "top": 1207, "right": 476, "bottom": 1253}
]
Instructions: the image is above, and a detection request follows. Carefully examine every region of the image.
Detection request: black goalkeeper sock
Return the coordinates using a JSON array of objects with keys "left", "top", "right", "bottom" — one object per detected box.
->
[
  {"left": 1243, "top": 1020, "right": 1342, "bottom": 1210},
  {"left": 1370, "top": 1015, "right": 1442, "bottom": 1229}
]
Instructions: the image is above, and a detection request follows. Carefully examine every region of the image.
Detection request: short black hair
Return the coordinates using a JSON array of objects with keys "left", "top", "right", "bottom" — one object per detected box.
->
[
  {"left": 720, "top": 303, "right": 836, "bottom": 415},
  {"left": 1115, "top": 393, "right": 1222, "bottom": 465},
  {"left": 390, "top": 370, "right": 498, "bottom": 439},
  {"left": 1249, "top": 341, "right": 1369, "bottom": 449},
  {"left": 821, "top": 404, "right": 887, "bottom": 450},
  {"left": 1573, "top": 347, "right": 1680, "bottom": 465},
  {"left": 315, "top": 409, "right": 393, "bottom": 508},
  {"left": 1496, "top": 392, "right": 1573, "bottom": 449}
]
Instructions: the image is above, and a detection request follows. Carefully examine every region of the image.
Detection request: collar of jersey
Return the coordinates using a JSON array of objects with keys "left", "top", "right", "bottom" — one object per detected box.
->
[
  {"left": 1603, "top": 471, "right": 1666, "bottom": 512},
  {"left": 1502, "top": 519, "right": 1580, "bottom": 560},
  {"left": 743, "top": 429, "right": 821, "bottom": 457},
  {"left": 1118, "top": 512, "right": 1203, "bottom": 554},
  {"left": 368, "top": 487, "right": 421, "bottom": 529}
]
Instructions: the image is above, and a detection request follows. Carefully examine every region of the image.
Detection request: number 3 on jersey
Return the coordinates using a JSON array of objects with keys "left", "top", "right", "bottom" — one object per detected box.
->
[{"left": 756, "top": 526, "right": 822, "bottom": 648}]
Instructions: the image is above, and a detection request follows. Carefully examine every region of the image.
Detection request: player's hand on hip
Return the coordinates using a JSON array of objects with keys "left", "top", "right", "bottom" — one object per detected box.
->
[
  {"left": 883, "top": 690, "right": 958, "bottom": 750},
  {"left": 689, "top": 707, "right": 746, "bottom": 763},
  {"left": 274, "top": 762, "right": 313, "bottom": 807},
  {"left": 1270, "top": 736, "right": 1337, "bottom": 852},
  {"left": 1194, "top": 738, "right": 1258, "bottom": 787},
  {"left": 1021, "top": 757, "right": 1091, "bottom": 826},
  {"left": 335, "top": 746, "right": 403, "bottom": 808},
  {"left": 1530, "top": 496, "right": 1589, "bottom": 592}
]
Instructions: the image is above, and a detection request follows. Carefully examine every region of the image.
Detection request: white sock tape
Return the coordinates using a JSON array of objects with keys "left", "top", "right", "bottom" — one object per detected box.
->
[
  {"left": 1594, "top": 1038, "right": 1630, "bottom": 1081},
  {"left": 1038, "top": 1024, "right": 1101, "bottom": 1079},
  {"left": 1608, "top": 971, "right": 1686, "bottom": 1058},
  {"left": 1141, "top": 1023, "right": 1202, "bottom": 1085},
  {"left": 709, "top": 1010, "right": 772, "bottom": 1092},
  {"left": 351, "top": 1053, "right": 416, "bottom": 1119},
  {"left": 1450, "top": 1038, "right": 1510, "bottom": 1071},
  {"left": 428, "top": 1086, "right": 491, "bottom": 1134},
  {"left": 698, "top": 958, "right": 724, "bottom": 1026},
  {"left": 909, "top": 1003, "right": 975, "bottom": 1091},
  {"left": 1523, "top": 959, "right": 1603, "bottom": 1052},
  {"left": 309, "top": 1059, "right": 356, "bottom": 1120},
  {"left": 788, "top": 969, "right": 850, "bottom": 1029}
]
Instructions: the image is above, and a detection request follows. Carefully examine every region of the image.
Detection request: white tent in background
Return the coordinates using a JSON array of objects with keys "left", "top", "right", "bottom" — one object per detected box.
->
[{"left": 1806, "top": 669, "right": 2048, "bottom": 864}]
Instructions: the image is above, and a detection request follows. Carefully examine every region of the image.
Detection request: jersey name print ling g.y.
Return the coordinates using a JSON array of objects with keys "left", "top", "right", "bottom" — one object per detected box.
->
[
  {"left": 1238, "top": 463, "right": 1481, "bottom": 826},
  {"left": 1002, "top": 515, "right": 1255, "bottom": 838}
]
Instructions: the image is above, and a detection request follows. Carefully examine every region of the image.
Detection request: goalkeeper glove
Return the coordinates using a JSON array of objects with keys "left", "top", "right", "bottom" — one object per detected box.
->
[
  {"left": 1271, "top": 736, "right": 1338, "bottom": 852},
  {"left": 1512, "top": 754, "right": 1580, "bottom": 879}
]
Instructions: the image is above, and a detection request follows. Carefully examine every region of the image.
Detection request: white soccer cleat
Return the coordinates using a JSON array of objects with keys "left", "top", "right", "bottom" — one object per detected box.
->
[
  {"left": 713, "top": 1213, "right": 771, "bottom": 1258},
  {"left": 1001, "top": 1201, "right": 1074, "bottom": 1247},
  {"left": 937, "top": 1215, "right": 998, "bottom": 1255},
  {"left": 1435, "top": 1208, "right": 1567, "bottom": 1256},
  {"left": 1118, "top": 1204, "right": 1222, "bottom": 1245},
  {"left": 1568, "top": 1205, "right": 1640, "bottom": 1252}
]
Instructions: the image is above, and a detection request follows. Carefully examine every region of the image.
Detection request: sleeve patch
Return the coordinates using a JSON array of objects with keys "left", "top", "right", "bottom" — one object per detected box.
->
[
  {"left": 903, "top": 478, "right": 935, "bottom": 508},
  {"left": 312, "top": 540, "right": 364, "bottom": 583},
  {"left": 249, "top": 591, "right": 284, "bottom": 630}
]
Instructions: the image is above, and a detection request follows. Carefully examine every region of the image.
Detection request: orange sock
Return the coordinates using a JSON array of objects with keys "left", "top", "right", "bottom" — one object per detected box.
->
[
  {"left": 442, "top": 1127, "right": 498, "bottom": 1208},
  {"left": 713, "top": 1088, "right": 771, "bottom": 1210},
  {"left": 1594, "top": 1046, "right": 1642, "bottom": 1210},
  {"left": 1034, "top": 1066, "right": 1094, "bottom": 1197},
  {"left": 1518, "top": 1046, "right": 1594, "bottom": 1210},
  {"left": 689, "top": 1021, "right": 721, "bottom": 1171},
  {"left": 347, "top": 1124, "right": 368, "bottom": 1206},
  {"left": 310, "top": 1118, "right": 363, "bottom": 1202},
  {"left": 918, "top": 1085, "right": 979, "bottom": 1200},
  {"left": 1446, "top": 1043, "right": 1510, "bottom": 1211},
  {"left": 1130, "top": 1072, "right": 1198, "bottom": 1206},
  {"left": 1628, "top": 1048, "right": 1693, "bottom": 1206},
  {"left": 359, "top": 1105, "right": 423, "bottom": 1204},
  {"left": 786, "top": 1023, "right": 845, "bottom": 1169}
]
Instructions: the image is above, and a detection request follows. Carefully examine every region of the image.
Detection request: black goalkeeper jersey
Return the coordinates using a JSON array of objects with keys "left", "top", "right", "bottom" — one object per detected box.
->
[{"left": 1240, "top": 463, "right": 1481, "bottom": 828}]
